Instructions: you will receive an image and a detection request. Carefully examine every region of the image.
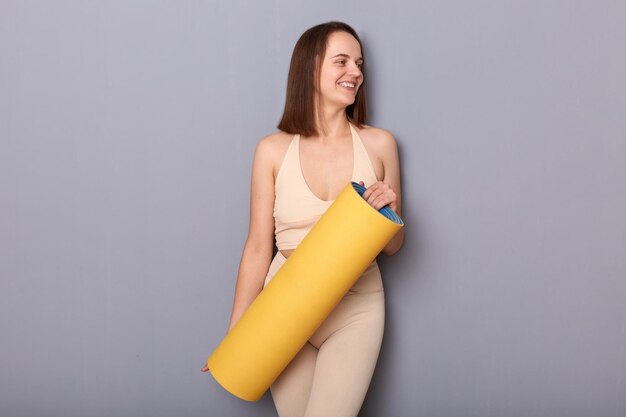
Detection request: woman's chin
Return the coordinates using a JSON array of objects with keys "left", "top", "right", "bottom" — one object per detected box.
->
[
  {"left": 337, "top": 96, "right": 357, "bottom": 107},
  {"left": 321, "top": 94, "right": 357, "bottom": 109}
]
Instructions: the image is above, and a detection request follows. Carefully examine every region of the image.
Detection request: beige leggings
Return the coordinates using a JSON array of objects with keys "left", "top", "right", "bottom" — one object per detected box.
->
[{"left": 262, "top": 252, "right": 385, "bottom": 417}]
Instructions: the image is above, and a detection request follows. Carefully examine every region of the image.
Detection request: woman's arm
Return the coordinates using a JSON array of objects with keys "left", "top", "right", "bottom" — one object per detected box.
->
[
  {"left": 361, "top": 129, "right": 404, "bottom": 256},
  {"left": 226, "top": 136, "right": 277, "bottom": 332},
  {"left": 201, "top": 136, "right": 277, "bottom": 372}
]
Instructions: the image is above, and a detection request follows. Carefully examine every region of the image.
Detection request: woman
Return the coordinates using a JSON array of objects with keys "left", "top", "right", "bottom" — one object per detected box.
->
[{"left": 203, "top": 21, "right": 403, "bottom": 417}]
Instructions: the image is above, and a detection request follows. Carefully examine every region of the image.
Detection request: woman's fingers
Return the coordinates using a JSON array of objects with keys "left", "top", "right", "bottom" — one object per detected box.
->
[
  {"left": 201, "top": 364, "right": 209, "bottom": 372},
  {"left": 362, "top": 181, "right": 397, "bottom": 211},
  {"left": 362, "top": 182, "right": 380, "bottom": 201}
]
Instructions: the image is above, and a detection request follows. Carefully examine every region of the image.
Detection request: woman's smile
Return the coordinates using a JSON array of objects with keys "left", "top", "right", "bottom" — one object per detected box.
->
[{"left": 338, "top": 81, "right": 357, "bottom": 90}]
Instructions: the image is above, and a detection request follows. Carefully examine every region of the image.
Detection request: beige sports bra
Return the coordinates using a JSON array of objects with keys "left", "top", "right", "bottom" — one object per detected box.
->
[{"left": 273, "top": 123, "right": 379, "bottom": 251}]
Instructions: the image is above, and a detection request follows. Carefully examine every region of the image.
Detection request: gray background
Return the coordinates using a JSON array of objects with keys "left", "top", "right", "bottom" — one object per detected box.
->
[{"left": 1, "top": 1, "right": 625, "bottom": 416}]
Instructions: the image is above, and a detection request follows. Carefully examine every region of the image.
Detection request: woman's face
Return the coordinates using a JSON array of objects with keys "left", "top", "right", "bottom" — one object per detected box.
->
[{"left": 317, "top": 31, "right": 364, "bottom": 109}]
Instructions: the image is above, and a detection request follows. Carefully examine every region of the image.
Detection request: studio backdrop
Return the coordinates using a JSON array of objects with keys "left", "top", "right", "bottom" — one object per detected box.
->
[{"left": 1, "top": 1, "right": 625, "bottom": 416}]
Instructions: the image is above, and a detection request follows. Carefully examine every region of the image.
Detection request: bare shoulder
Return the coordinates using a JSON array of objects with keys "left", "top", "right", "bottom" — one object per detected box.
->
[
  {"left": 355, "top": 124, "right": 398, "bottom": 155},
  {"left": 257, "top": 130, "right": 292, "bottom": 150},
  {"left": 254, "top": 130, "right": 294, "bottom": 177},
  {"left": 254, "top": 131, "right": 292, "bottom": 159}
]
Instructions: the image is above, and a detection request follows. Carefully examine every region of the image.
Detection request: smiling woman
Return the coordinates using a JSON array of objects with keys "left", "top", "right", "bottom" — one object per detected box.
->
[
  {"left": 318, "top": 32, "right": 365, "bottom": 119},
  {"left": 277, "top": 23, "right": 368, "bottom": 138},
  {"left": 203, "top": 21, "right": 403, "bottom": 417}
]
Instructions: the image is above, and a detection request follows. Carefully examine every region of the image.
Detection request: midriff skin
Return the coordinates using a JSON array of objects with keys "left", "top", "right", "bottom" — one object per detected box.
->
[{"left": 280, "top": 249, "right": 295, "bottom": 259}]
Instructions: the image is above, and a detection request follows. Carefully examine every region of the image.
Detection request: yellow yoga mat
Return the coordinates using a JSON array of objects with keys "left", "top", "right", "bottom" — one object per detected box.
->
[{"left": 206, "top": 182, "right": 404, "bottom": 401}]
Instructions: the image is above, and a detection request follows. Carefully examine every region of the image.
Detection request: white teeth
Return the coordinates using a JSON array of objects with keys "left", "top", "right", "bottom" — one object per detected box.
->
[{"left": 339, "top": 82, "right": 355, "bottom": 88}]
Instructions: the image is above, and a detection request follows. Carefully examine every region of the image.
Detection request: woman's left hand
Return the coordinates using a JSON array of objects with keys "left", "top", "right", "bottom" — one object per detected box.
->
[{"left": 359, "top": 181, "right": 398, "bottom": 213}]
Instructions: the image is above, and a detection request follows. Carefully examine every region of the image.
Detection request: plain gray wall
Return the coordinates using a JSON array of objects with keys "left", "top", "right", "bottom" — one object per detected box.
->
[{"left": 1, "top": 1, "right": 625, "bottom": 416}]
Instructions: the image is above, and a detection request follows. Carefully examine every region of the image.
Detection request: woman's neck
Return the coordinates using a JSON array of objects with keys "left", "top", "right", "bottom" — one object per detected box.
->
[{"left": 314, "top": 105, "right": 351, "bottom": 140}]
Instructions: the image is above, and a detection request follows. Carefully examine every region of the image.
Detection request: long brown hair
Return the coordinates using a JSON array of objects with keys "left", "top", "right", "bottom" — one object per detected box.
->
[{"left": 277, "top": 21, "right": 367, "bottom": 137}]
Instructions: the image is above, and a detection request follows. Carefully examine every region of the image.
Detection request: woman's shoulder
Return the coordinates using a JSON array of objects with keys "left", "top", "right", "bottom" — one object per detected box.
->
[
  {"left": 354, "top": 124, "right": 398, "bottom": 153},
  {"left": 257, "top": 130, "right": 292, "bottom": 146},
  {"left": 254, "top": 131, "right": 295, "bottom": 175}
]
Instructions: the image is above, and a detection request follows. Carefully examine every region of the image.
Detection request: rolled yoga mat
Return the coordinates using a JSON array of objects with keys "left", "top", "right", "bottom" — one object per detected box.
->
[{"left": 206, "top": 182, "right": 404, "bottom": 401}]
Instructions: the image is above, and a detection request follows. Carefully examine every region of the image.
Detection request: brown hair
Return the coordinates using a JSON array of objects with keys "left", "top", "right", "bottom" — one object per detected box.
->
[{"left": 277, "top": 21, "right": 368, "bottom": 137}]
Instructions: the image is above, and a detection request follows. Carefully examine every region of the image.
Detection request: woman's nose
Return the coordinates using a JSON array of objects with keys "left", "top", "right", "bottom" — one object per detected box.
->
[{"left": 347, "top": 62, "right": 362, "bottom": 77}]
